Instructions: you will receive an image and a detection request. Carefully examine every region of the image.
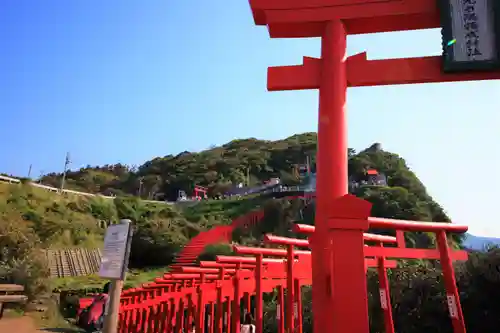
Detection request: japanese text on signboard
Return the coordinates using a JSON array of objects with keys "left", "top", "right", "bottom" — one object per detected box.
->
[
  {"left": 463, "top": 0, "right": 482, "bottom": 57},
  {"left": 449, "top": 0, "right": 497, "bottom": 62}
]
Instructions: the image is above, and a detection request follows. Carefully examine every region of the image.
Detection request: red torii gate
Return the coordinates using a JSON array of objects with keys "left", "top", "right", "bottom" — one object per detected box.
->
[
  {"left": 118, "top": 259, "right": 286, "bottom": 333},
  {"left": 116, "top": 229, "right": 406, "bottom": 333},
  {"left": 236, "top": 214, "right": 467, "bottom": 333},
  {"left": 246, "top": 0, "right": 498, "bottom": 332},
  {"left": 194, "top": 185, "right": 208, "bottom": 200},
  {"left": 116, "top": 215, "right": 468, "bottom": 333}
]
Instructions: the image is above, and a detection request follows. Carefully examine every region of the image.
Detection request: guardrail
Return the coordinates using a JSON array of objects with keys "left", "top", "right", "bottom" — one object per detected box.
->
[
  {"left": 0, "top": 174, "right": 172, "bottom": 204},
  {"left": 0, "top": 175, "right": 314, "bottom": 205},
  {"left": 45, "top": 248, "right": 103, "bottom": 278},
  {"left": 231, "top": 185, "right": 312, "bottom": 197}
]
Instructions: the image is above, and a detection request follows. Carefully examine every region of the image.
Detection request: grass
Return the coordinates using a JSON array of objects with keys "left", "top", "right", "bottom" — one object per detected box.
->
[
  {"left": 51, "top": 267, "right": 170, "bottom": 292},
  {"left": 183, "top": 194, "right": 267, "bottom": 221},
  {"left": 0, "top": 182, "right": 106, "bottom": 248},
  {"left": 30, "top": 298, "right": 84, "bottom": 332},
  {"left": 2, "top": 308, "right": 25, "bottom": 318},
  {"left": 123, "top": 267, "right": 171, "bottom": 289}
]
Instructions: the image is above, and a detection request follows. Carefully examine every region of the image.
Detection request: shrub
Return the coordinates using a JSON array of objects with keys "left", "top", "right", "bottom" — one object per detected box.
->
[
  {"left": 0, "top": 215, "right": 50, "bottom": 300},
  {"left": 197, "top": 243, "right": 234, "bottom": 262}
]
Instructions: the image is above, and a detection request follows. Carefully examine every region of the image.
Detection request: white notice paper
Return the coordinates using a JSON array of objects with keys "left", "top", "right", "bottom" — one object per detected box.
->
[
  {"left": 447, "top": 294, "right": 458, "bottom": 319},
  {"left": 379, "top": 289, "right": 388, "bottom": 310},
  {"left": 99, "top": 223, "right": 130, "bottom": 279}
]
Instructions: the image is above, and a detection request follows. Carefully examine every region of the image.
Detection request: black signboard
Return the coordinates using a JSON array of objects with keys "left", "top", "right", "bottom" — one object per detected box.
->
[{"left": 439, "top": 0, "right": 500, "bottom": 72}]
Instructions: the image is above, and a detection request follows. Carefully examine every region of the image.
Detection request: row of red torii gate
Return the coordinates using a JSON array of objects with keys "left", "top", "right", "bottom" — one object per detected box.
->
[
  {"left": 115, "top": 0, "right": 500, "bottom": 330},
  {"left": 116, "top": 195, "right": 470, "bottom": 333}
]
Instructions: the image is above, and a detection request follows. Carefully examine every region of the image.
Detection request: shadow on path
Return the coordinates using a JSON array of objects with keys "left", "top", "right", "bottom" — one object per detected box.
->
[{"left": 41, "top": 329, "right": 83, "bottom": 333}]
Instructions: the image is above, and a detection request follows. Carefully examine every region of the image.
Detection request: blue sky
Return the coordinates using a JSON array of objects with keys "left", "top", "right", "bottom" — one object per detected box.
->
[{"left": 1, "top": 1, "right": 499, "bottom": 236}]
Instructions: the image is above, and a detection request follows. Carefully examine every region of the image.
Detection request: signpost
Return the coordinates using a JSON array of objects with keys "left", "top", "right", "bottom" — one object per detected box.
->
[
  {"left": 440, "top": 0, "right": 500, "bottom": 72},
  {"left": 100, "top": 219, "right": 133, "bottom": 333}
]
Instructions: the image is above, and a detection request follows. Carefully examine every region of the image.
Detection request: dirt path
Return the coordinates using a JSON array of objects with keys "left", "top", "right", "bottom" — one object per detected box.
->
[
  {"left": 0, "top": 316, "right": 79, "bottom": 333},
  {"left": 0, "top": 316, "right": 45, "bottom": 333}
]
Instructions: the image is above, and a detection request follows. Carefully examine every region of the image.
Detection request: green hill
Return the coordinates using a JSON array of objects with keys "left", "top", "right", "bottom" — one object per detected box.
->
[
  {"left": 29, "top": 133, "right": 459, "bottom": 252},
  {"left": 3, "top": 133, "right": 460, "bottom": 268},
  {"left": 1, "top": 134, "right": 457, "bottom": 291},
  {"left": 39, "top": 133, "right": 318, "bottom": 200},
  {"left": 38, "top": 134, "right": 447, "bottom": 221}
]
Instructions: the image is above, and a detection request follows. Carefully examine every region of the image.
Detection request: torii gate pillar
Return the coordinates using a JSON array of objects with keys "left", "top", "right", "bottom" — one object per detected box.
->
[{"left": 313, "top": 19, "right": 370, "bottom": 333}]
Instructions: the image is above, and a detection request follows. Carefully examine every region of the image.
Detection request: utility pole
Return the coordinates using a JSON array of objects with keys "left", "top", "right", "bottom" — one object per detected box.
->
[
  {"left": 246, "top": 167, "right": 250, "bottom": 187},
  {"left": 39, "top": 170, "right": 44, "bottom": 184},
  {"left": 60, "top": 152, "right": 71, "bottom": 192},
  {"left": 27, "top": 164, "right": 32, "bottom": 178},
  {"left": 138, "top": 177, "right": 144, "bottom": 197}
]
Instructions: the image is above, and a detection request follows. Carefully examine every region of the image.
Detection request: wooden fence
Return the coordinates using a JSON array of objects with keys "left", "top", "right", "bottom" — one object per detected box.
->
[{"left": 45, "top": 248, "right": 102, "bottom": 278}]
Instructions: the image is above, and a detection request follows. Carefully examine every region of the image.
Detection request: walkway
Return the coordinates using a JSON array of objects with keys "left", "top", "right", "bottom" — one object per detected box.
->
[{"left": 0, "top": 316, "right": 79, "bottom": 333}]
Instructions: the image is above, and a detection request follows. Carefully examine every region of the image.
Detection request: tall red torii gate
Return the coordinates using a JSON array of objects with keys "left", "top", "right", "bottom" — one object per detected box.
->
[
  {"left": 115, "top": 214, "right": 468, "bottom": 333},
  {"left": 247, "top": 1, "right": 500, "bottom": 333},
  {"left": 116, "top": 233, "right": 403, "bottom": 333}
]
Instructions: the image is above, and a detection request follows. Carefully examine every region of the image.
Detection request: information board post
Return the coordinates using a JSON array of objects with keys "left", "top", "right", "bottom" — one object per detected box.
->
[{"left": 100, "top": 219, "right": 134, "bottom": 333}]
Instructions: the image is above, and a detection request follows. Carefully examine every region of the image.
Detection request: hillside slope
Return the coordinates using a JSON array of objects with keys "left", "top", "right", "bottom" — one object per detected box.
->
[
  {"left": 34, "top": 134, "right": 455, "bottom": 248},
  {"left": 37, "top": 133, "right": 446, "bottom": 212},
  {"left": 2, "top": 134, "right": 457, "bottom": 266},
  {"left": 0, "top": 181, "right": 273, "bottom": 268},
  {"left": 39, "top": 134, "right": 318, "bottom": 200}
]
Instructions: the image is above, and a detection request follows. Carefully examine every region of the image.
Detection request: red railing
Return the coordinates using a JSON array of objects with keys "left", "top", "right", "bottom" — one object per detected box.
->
[
  {"left": 78, "top": 195, "right": 311, "bottom": 319},
  {"left": 170, "top": 195, "right": 310, "bottom": 268}
]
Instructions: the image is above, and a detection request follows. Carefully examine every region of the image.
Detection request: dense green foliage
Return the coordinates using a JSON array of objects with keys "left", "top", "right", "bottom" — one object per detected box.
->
[
  {"left": 197, "top": 243, "right": 234, "bottom": 262},
  {"left": 40, "top": 133, "right": 319, "bottom": 200},
  {"left": 0, "top": 213, "right": 49, "bottom": 300},
  {"left": 37, "top": 133, "right": 456, "bottom": 248},
  {"left": 38, "top": 134, "right": 449, "bottom": 224},
  {"left": 0, "top": 183, "right": 236, "bottom": 269}
]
